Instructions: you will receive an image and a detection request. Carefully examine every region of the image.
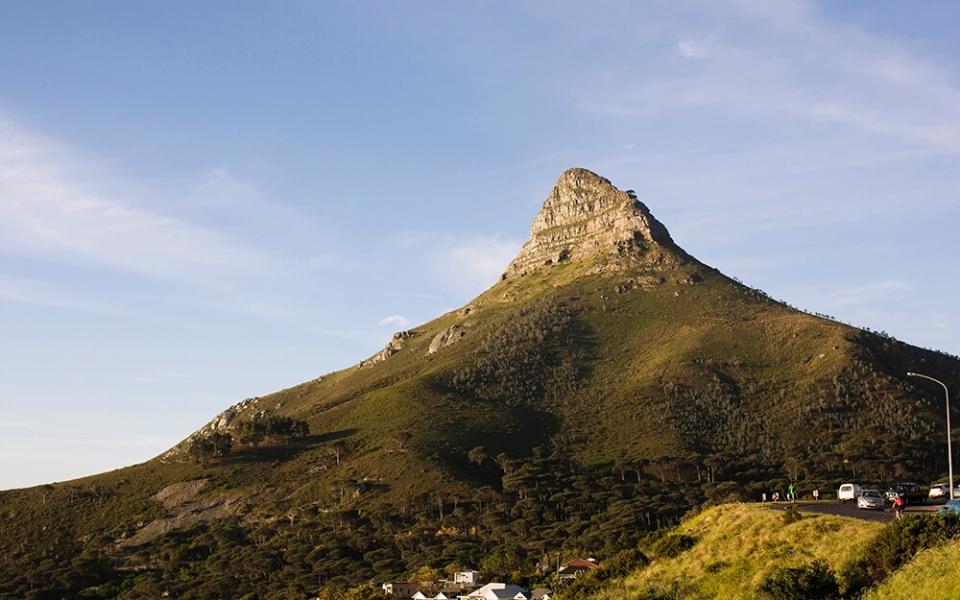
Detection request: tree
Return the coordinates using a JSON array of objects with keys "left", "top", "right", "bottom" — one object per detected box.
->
[
  {"left": 394, "top": 431, "right": 412, "bottom": 451},
  {"left": 468, "top": 446, "right": 488, "bottom": 467},
  {"left": 188, "top": 432, "right": 233, "bottom": 463},
  {"left": 208, "top": 431, "right": 233, "bottom": 457},
  {"left": 331, "top": 440, "right": 346, "bottom": 466},
  {"left": 495, "top": 452, "right": 514, "bottom": 474}
]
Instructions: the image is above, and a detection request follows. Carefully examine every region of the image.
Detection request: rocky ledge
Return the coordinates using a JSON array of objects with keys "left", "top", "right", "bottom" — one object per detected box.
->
[{"left": 503, "top": 168, "right": 684, "bottom": 279}]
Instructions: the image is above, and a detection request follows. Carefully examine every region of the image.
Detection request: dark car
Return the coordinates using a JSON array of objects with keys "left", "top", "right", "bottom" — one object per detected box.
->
[{"left": 884, "top": 483, "right": 926, "bottom": 505}]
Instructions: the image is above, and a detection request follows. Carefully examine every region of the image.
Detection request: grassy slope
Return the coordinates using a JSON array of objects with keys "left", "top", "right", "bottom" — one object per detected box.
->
[
  {"left": 0, "top": 260, "right": 948, "bottom": 522},
  {"left": 590, "top": 504, "right": 880, "bottom": 599},
  {"left": 863, "top": 539, "right": 960, "bottom": 600},
  {"left": 2, "top": 250, "right": 958, "bottom": 595}
]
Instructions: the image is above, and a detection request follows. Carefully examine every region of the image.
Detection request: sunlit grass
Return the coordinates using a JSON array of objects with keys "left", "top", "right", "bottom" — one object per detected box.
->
[
  {"left": 863, "top": 540, "right": 960, "bottom": 600},
  {"left": 588, "top": 504, "right": 880, "bottom": 599}
]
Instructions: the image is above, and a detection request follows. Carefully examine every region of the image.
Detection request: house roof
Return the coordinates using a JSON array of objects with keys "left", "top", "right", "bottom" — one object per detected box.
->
[
  {"left": 531, "top": 588, "right": 552, "bottom": 600},
  {"left": 560, "top": 558, "right": 597, "bottom": 570},
  {"left": 465, "top": 583, "right": 530, "bottom": 599}
]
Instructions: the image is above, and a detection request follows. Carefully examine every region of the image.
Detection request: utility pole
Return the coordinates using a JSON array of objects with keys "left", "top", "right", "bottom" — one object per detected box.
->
[{"left": 908, "top": 372, "right": 954, "bottom": 500}]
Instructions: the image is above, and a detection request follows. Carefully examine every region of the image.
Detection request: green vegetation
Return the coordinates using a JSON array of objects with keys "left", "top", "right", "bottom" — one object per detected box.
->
[
  {"left": 188, "top": 431, "right": 233, "bottom": 462},
  {"left": 579, "top": 504, "right": 878, "bottom": 599},
  {"left": 758, "top": 560, "right": 840, "bottom": 600},
  {"left": 1, "top": 210, "right": 958, "bottom": 597},
  {"left": 841, "top": 513, "right": 960, "bottom": 596},
  {"left": 863, "top": 539, "right": 960, "bottom": 600},
  {"left": 568, "top": 506, "right": 960, "bottom": 600}
]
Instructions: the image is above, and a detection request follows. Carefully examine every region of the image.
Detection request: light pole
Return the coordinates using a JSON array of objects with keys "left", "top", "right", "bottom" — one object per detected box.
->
[{"left": 907, "top": 372, "right": 954, "bottom": 500}]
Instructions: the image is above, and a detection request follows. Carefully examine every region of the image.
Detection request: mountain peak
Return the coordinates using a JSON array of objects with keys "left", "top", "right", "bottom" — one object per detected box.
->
[{"left": 503, "top": 167, "right": 681, "bottom": 279}]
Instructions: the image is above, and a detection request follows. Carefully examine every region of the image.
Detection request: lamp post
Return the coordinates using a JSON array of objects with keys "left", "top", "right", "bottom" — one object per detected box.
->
[{"left": 907, "top": 372, "right": 954, "bottom": 500}]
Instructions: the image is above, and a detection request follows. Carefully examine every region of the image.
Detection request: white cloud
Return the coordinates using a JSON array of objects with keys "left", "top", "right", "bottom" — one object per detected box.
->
[
  {"left": 676, "top": 36, "right": 713, "bottom": 60},
  {"left": 378, "top": 314, "right": 410, "bottom": 327},
  {"left": 578, "top": 2, "right": 960, "bottom": 152},
  {"left": 439, "top": 236, "right": 522, "bottom": 292},
  {"left": 0, "top": 112, "right": 269, "bottom": 283}
]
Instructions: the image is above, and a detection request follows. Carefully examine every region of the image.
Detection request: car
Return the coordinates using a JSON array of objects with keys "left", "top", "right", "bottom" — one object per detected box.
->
[
  {"left": 884, "top": 483, "right": 925, "bottom": 505},
  {"left": 928, "top": 483, "right": 960, "bottom": 502},
  {"left": 929, "top": 483, "right": 950, "bottom": 500},
  {"left": 838, "top": 483, "right": 863, "bottom": 503},
  {"left": 857, "top": 490, "right": 885, "bottom": 510},
  {"left": 938, "top": 499, "right": 960, "bottom": 515}
]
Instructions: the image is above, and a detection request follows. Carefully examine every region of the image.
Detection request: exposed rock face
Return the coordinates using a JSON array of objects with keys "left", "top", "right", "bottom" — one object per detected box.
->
[
  {"left": 359, "top": 330, "right": 417, "bottom": 367},
  {"left": 153, "top": 479, "right": 209, "bottom": 510},
  {"left": 161, "top": 397, "right": 261, "bottom": 459},
  {"left": 503, "top": 168, "right": 683, "bottom": 279},
  {"left": 428, "top": 325, "right": 466, "bottom": 354}
]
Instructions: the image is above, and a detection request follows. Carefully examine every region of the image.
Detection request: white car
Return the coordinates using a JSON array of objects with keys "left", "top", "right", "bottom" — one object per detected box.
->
[
  {"left": 838, "top": 483, "right": 863, "bottom": 503},
  {"left": 857, "top": 490, "right": 885, "bottom": 510},
  {"left": 929, "top": 484, "right": 960, "bottom": 501}
]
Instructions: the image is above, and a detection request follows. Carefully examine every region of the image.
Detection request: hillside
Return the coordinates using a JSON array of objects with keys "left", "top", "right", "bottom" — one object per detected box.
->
[
  {"left": 556, "top": 503, "right": 960, "bottom": 600},
  {"left": 2, "top": 168, "right": 959, "bottom": 599},
  {"left": 566, "top": 503, "right": 880, "bottom": 599}
]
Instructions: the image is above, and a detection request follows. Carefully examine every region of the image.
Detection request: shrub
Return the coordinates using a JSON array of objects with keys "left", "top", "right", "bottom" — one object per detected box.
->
[
  {"left": 781, "top": 504, "right": 803, "bottom": 525},
  {"left": 651, "top": 532, "right": 697, "bottom": 558},
  {"left": 840, "top": 514, "right": 960, "bottom": 595},
  {"left": 758, "top": 560, "right": 839, "bottom": 600}
]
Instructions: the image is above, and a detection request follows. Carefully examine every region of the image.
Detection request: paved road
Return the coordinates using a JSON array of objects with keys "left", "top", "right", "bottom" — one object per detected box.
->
[{"left": 769, "top": 501, "right": 942, "bottom": 523}]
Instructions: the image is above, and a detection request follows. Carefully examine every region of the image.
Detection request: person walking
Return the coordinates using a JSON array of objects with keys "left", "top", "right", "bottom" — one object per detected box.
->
[
  {"left": 893, "top": 494, "right": 906, "bottom": 519},
  {"left": 787, "top": 483, "right": 796, "bottom": 502},
  {"left": 812, "top": 489, "right": 819, "bottom": 501}
]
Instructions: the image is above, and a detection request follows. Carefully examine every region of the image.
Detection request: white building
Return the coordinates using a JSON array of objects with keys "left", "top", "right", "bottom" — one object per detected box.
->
[
  {"left": 454, "top": 570, "right": 480, "bottom": 586},
  {"left": 461, "top": 583, "right": 529, "bottom": 600}
]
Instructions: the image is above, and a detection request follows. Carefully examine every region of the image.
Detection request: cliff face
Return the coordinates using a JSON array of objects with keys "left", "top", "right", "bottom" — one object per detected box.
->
[{"left": 503, "top": 168, "right": 684, "bottom": 279}]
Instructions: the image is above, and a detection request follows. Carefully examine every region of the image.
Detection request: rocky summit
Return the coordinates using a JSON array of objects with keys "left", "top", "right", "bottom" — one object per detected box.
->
[
  {"left": 503, "top": 168, "right": 683, "bottom": 279},
  {"left": 2, "top": 168, "right": 959, "bottom": 600}
]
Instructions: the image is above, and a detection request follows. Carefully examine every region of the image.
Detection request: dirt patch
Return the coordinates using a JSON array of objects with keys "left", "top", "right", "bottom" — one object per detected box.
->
[
  {"left": 152, "top": 479, "right": 209, "bottom": 509},
  {"left": 119, "top": 493, "right": 244, "bottom": 547}
]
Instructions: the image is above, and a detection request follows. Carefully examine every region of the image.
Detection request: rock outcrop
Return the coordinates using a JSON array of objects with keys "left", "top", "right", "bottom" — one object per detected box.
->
[
  {"left": 503, "top": 168, "right": 684, "bottom": 279},
  {"left": 428, "top": 325, "right": 466, "bottom": 354},
  {"left": 359, "top": 330, "right": 418, "bottom": 367}
]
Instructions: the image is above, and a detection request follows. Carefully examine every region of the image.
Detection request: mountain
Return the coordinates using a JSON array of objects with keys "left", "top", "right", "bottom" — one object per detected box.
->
[{"left": 2, "top": 168, "right": 959, "bottom": 599}]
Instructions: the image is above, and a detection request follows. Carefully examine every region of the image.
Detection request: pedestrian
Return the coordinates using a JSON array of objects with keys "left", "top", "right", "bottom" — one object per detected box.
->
[
  {"left": 893, "top": 494, "right": 905, "bottom": 519},
  {"left": 787, "top": 483, "right": 796, "bottom": 502},
  {"left": 762, "top": 492, "right": 767, "bottom": 503},
  {"left": 812, "top": 489, "right": 820, "bottom": 501},
  {"left": 772, "top": 491, "right": 780, "bottom": 502}
]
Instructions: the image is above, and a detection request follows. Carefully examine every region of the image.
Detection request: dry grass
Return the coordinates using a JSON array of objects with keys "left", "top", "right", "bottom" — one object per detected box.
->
[{"left": 590, "top": 503, "right": 880, "bottom": 599}]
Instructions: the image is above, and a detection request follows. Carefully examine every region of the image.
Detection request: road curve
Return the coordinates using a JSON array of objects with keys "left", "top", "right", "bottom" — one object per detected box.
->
[{"left": 767, "top": 501, "right": 941, "bottom": 523}]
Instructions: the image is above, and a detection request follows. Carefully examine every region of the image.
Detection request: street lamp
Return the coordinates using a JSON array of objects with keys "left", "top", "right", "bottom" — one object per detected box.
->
[{"left": 907, "top": 371, "right": 954, "bottom": 500}]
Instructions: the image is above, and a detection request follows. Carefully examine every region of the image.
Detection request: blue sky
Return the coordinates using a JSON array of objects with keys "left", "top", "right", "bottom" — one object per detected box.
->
[{"left": 1, "top": 0, "right": 958, "bottom": 489}]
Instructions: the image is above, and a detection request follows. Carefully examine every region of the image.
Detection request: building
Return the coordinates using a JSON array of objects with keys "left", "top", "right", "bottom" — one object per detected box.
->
[
  {"left": 461, "top": 583, "right": 530, "bottom": 600},
  {"left": 382, "top": 582, "right": 422, "bottom": 598},
  {"left": 530, "top": 589, "right": 552, "bottom": 600},
  {"left": 557, "top": 558, "right": 598, "bottom": 580},
  {"left": 454, "top": 570, "right": 480, "bottom": 586}
]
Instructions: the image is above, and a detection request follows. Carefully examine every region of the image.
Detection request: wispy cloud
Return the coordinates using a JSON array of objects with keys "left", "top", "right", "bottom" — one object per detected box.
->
[
  {"left": 676, "top": 36, "right": 714, "bottom": 60},
  {"left": 0, "top": 112, "right": 269, "bottom": 283},
  {"left": 378, "top": 314, "right": 409, "bottom": 327},
  {"left": 438, "top": 236, "right": 522, "bottom": 292},
  {"left": 578, "top": 0, "right": 960, "bottom": 152}
]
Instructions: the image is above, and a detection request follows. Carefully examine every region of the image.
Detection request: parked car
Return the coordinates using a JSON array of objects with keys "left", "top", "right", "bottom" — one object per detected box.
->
[
  {"left": 884, "top": 483, "right": 925, "bottom": 505},
  {"left": 928, "top": 483, "right": 959, "bottom": 501},
  {"left": 838, "top": 483, "right": 863, "bottom": 503},
  {"left": 857, "top": 490, "right": 885, "bottom": 510},
  {"left": 938, "top": 499, "right": 960, "bottom": 515}
]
